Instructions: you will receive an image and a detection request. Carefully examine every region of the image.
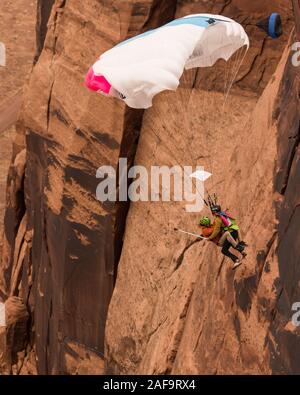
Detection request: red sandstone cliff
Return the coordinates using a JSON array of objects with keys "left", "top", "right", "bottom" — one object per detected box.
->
[{"left": 0, "top": 0, "right": 299, "bottom": 375}]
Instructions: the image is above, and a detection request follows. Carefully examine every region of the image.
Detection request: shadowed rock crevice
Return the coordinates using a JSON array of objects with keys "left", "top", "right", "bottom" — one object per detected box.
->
[
  {"left": 113, "top": 109, "right": 144, "bottom": 281},
  {"left": 2, "top": 149, "right": 27, "bottom": 296},
  {"left": 35, "top": 0, "right": 56, "bottom": 63},
  {"left": 279, "top": 122, "right": 300, "bottom": 195},
  {"left": 174, "top": 239, "right": 201, "bottom": 271}
]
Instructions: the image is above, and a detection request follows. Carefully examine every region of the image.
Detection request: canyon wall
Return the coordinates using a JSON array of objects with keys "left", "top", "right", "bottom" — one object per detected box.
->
[
  {"left": 0, "top": 0, "right": 299, "bottom": 374},
  {"left": 106, "top": 0, "right": 299, "bottom": 375},
  {"left": 0, "top": 0, "right": 37, "bottom": 242}
]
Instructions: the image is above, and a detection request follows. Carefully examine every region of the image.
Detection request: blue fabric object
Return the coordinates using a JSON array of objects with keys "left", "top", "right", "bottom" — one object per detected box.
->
[{"left": 268, "top": 13, "right": 280, "bottom": 39}]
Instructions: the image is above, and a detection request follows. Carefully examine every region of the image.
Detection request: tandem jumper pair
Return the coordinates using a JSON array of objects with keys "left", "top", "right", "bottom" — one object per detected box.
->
[{"left": 175, "top": 195, "right": 248, "bottom": 270}]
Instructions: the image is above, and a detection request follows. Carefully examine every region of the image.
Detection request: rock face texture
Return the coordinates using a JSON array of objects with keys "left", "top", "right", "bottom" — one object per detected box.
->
[
  {"left": 0, "top": 0, "right": 37, "bottom": 242},
  {"left": 106, "top": 1, "right": 300, "bottom": 375},
  {"left": 0, "top": 0, "right": 37, "bottom": 107},
  {"left": 0, "top": 0, "right": 177, "bottom": 374},
  {"left": 271, "top": 1, "right": 300, "bottom": 372},
  {"left": 0, "top": 0, "right": 300, "bottom": 375}
]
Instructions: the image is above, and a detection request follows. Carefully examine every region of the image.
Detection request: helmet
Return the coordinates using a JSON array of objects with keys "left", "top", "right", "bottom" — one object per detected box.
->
[
  {"left": 211, "top": 205, "right": 221, "bottom": 214},
  {"left": 200, "top": 216, "right": 211, "bottom": 226}
]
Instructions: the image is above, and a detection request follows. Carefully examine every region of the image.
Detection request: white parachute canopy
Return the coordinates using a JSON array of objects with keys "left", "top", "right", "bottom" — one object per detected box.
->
[
  {"left": 0, "top": 302, "right": 5, "bottom": 327},
  {"left": 90, "top": 13, "right": 249, "bottom": 109},
  {"left": 190, "top": 170, "right": 212, "bottom": 182},
  {"left": 0, "top": 42, "right": 5, "bottom": 67}
]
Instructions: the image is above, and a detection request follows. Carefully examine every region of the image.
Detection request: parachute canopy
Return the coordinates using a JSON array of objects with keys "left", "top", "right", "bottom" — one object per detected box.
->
[
  {"left": 85, "top": 14, "right": 249, "bottom": 109},
  {"left": 257, "top": 13, "right": 283, "bottom": 39}
]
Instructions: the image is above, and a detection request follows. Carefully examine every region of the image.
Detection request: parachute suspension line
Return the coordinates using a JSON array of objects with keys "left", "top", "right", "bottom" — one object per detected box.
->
[
  {"left": 165, "top": 50, "right": 248, "bottom": 217},
  {"left": 181, "top": 86, "right": 210, "bottom": 204},
  {"left": 184, "top": 71, "right": 197, "bottom": 163},
  {"left": 224, "top": 48, "right": 241, "bottom": 100},
  {"left": 223, "top": 50, "right": 238, "bottom": 107},
  {"left": 141, "top": 98, "right": 206, "bottom": 231},
  {"left": 189, "top": 70, "right": 217, "bottom": 209},
  {"left": 207, "top": 56, "right": 231, "bottom": 200},
  {"left": 196, "top": 86, "right": 218, "bottom": 208},
  {"left": 207, "top": 85, "right": 215, "bottom": 196},
  {"left": 223, "top": 46, "right": 248, "bottom": 110},
  {"left": 170, "top": 67, "right": 213, "bottom": 207},
  {"left": 208, "top": 51, "right": 247, "bottom": 200},
  {"left": 224, "top": 53, "right": 232, "bottom": 101},
  {"left": 208, "top": 55, "right": 235, "bottom": 210},
  {"left": 211, "top": 45, "right": 248, "bottom": 211},
  {"left": 193, "top": 68, "right": 225, "bottom": 207},
  {"left": 147, "top": 113, "right": 208, "bottom": 206},
  {"left": 206, "top": 45, "right": 248, "bottom": 206},
  {"left": 189, "top": 70, "right": 215, "bottom": 204},
  {"left": 224, "top": 46, "right": 243, "bottom": 98}
]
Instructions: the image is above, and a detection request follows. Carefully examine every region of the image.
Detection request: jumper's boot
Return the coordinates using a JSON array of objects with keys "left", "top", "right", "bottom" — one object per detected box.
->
[{"left": 232, "top": 259, "right": 243, "bottom": 270}]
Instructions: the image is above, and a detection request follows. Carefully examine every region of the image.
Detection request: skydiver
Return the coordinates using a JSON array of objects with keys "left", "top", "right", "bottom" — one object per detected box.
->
[
  {"left": 212, "top": 205, "right": 247, "bottom": 268},
  {"left": 199, "top": 215, "right": 241, "bottom": 250},
  {"left": 199, "top": 208, "right": 246, "bottom": 269}
]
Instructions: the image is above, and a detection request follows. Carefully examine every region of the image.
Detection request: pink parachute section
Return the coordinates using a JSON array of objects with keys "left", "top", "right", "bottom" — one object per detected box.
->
[{"left": 85, "top": 67, "right": 112, "bottom": 94}]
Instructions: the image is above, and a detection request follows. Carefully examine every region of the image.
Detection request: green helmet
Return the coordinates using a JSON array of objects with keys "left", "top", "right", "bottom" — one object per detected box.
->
[{"left": 200, "top": 216, "right": 211, "bottom": 226}]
